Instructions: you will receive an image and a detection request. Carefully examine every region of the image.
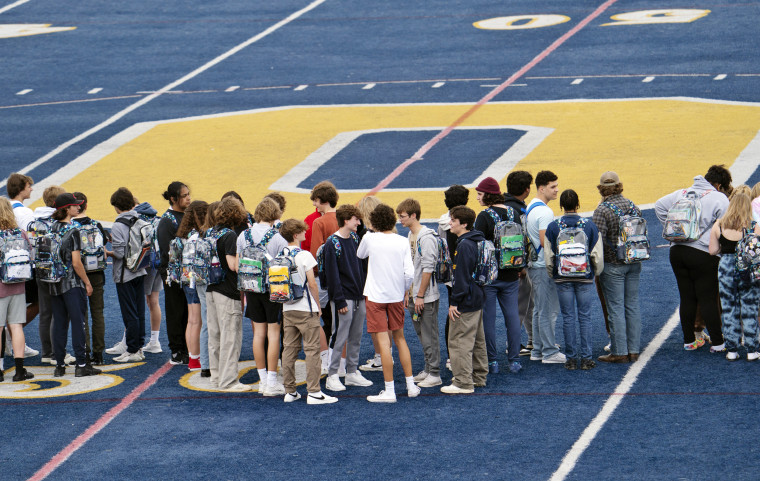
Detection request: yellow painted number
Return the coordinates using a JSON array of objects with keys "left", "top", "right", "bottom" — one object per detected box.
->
[{"left": 602, "top": 9, "right": 710, "bottom": 26}]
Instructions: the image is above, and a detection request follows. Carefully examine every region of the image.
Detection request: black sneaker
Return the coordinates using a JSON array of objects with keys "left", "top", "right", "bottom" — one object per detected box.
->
[
  {"left": 580, "top": 359, "right": 597, "bottom": 370},
  {"left": 13, "top": 368, "right": 34, "bottom": 382},
  {"left": 200, "top": 369, "right": 211, "bottom": 378},
  {"left": 182, "top": 352, "right": 190, "bottom": 365},
  {"left": 91, "top": 352, "right": 104, "bottom": 365},
  {"left": 75, "top": 364, "right": 102, "bottom": 377},
  {"left": 54, "top": 366, "right": 66, "bottom": 377},
  {"left": 0, "top": 370, "right": 4, "bottom": 382},
  {"left": 564, "top": 358, "right": 578, "bottom": 370},
  {"left": 169, "top": 352, "right": 183, "bottom": 365}
]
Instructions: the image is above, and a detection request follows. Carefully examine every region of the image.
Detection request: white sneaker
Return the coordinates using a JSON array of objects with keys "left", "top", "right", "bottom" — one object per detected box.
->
[
  {"left": 263, "top": 382, "right": 286, "bottom": 397},
  {"left": 418, "top": 374, "right": 442, "bottom": 388},
  {"left": 257, "top": 380, "right": 266, "bottom": 394},
  {"left": 326, "top": 374, "right": 346, "bottom": 391},
  {"left": 338, "top": 364, "right": 347, "bottom": 377},
  {"left": 344, "top": 371, "right": 373, "bottom": 387},
  {"left": 115, "top": 351, "right": 143, "bottom": 363},
  {"left": 748, "top": 352, "right": 760, "bottom": 361},
  {"left": 407, "top": 383, "right": 421, "bottom": 398},
  {"left": 441, "top": 384, "right": 474, "bottom": 394},
  {"left": 413, "top": 370, "right": 429, "bottom": 382},
  {"left": 23, "top": 344, "right": 39, "bottom": 358},
  {"left": 41, "top": 354, "right": 55, "bottom": 364},
  {"left": 542, "top": 352, "right": 567, "bottom": 364},
  {"left": 222, "top": 382, "right": 252, "bottom": 393},
  {"left": 367, "top": 390, "right": 396, "bottom": 403},
  {"left": 710, "top": 343, "right": 726, "bottom": 353},
  {"left": 63, "top": 353, "right": 76, "bottom": 365},
  {"left": 105, "top": 340, "right": 127, "bottom": 355},
  {"left": 307, "top": 391, "right": 338, "bottom": 405},
  {"left": 604, "top": 343, "right": 611, "bottom": 353},
  {"left": 284, "top": 391, "right": 301, "bottom": 403},
  {"left": 141, "top": 340, "right": 162, "bottom": 353},
  {"left": 445, "top": 358, "right": 451, "bottom": 371},
  {"left": 726, "top": 351, "right": 740, "bottom": 361},
  {"left": 359, "top": 357, "right": 383, "bottom": 372}
]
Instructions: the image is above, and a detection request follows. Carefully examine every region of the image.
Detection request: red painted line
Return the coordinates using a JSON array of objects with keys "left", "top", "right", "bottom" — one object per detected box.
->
[
  {"left": 366, "top": 0, "right": 620, "bottom": 196},
  {"left": 27, "top": 362, "right": 173, "bottom": 481}
]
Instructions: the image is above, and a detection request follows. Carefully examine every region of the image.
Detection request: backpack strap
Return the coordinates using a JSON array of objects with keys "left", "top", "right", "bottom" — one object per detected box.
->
[
  {"left": 524, "top": 201, "right": 547, "bottom": 253},
  {"left": 11, "top": 201, "right": 24, "bottom": 209},
  {"left": 162, "top": 210, "right": 179, "bottom": 228},
  {"left": 258, "top": 228, "right": 277, "bottom": 248}
]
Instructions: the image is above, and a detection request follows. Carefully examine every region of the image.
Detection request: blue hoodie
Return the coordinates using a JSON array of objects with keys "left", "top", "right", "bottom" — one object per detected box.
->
[
  {"left": 134, "top": 202, "right": 158, "bottom": 218},
  {"left": 451, "top": 229, "right": 486, "bottom": 313}
]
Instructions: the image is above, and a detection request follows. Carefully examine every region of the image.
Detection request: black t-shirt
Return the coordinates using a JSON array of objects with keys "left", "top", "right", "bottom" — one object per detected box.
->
[
  {"left": 474, "top": 206, "right": 521, "bottom": 282},
  {"left": 206, "top": 228, "right": 238, "bottom": 300}
]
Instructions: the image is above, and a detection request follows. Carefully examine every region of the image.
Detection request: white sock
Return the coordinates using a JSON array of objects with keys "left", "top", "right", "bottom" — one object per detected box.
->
[
  {"left": 320, "top": 350, "right": 329, "bottom": 367},
  {"left": 150, "top": 331, "right": 159, "bottom": 343},
  {"left": 405, "top": 376, "right": 414, "bottom": 387},
  {"left": 384, "top": 381, "right": 395, "bottom": 394},
  {"left": 120, "top": 331, "right": 126, "bottom": 344},
  {"left": 189, "top": 353, "right": 199, "bottom": 360},
  {"left": 373, "top": 353, "right": 381, "bottom": 362},
  {"left": 328, "top": 348, "right": 333, "bottom": 365},
  {"left": 267, "top": 370, "right": 278, "bottom": 385},
  {"left": 339, "top": 357, "right": 346, "bottom": 371},
  {"left": 257, "top": 369, "right": 267, "bottom": 385}
]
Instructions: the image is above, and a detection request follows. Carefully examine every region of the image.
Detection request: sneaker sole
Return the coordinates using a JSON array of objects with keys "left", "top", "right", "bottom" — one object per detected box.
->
[
  {"left": 367, "top": 397, "right": 397, "bottom": 403},
  {"left": 344, "top": 381, "right": 372, "bottom": 387},
  {"left": 307, "top": 398, "right": 338, "bottom": 405},
  {"left": 418, "top": 380, "right": 443, "bottom": 387},
  {"left": 359, "top": 366, "right": 383, "bottom": 372}
]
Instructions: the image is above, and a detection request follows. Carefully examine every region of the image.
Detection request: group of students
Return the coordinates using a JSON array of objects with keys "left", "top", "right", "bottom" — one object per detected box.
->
[{"left": 2, "top": 163, "right": 758, "bottom": 399}]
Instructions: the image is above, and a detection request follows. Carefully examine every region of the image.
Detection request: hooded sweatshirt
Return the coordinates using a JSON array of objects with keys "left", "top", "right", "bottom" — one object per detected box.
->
[
  {"left": 450, "top": 229, "right": 486, "bottom": 313},
  {"left": 33, "top": 206, "right": 55, "bottom": 220},
  {"left": 654, "top": 175, "right": 729, "bottom": 253},
  {"left": 410, "top": 226, "right": 441, "bottom": 303},
  {"left": 134, "top": 202, "right": 158, "bottom": 218},
  {"left": 111, "top": 210, "right": 147, "bottom": 283}
]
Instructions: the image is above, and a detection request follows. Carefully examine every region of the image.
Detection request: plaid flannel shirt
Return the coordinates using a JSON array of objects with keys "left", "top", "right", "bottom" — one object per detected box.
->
[{"left": 592, "top": 194, "right": 641, "bottom": 265}]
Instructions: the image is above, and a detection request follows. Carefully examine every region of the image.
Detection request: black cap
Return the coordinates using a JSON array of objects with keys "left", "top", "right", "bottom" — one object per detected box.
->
[{"left": 54, "top": 193, "right": 84, "bottom": 210}]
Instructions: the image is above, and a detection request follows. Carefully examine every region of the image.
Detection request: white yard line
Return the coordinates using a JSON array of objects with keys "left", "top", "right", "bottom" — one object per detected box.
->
[{"left": 0, "top": 0, "right": 30, "bottom": 15}]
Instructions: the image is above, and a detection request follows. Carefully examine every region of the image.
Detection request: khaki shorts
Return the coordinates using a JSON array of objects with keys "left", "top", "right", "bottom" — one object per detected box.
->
[
  {"left": 365, "top": 299, "right": 405, "bottom": 333},
  {"left": 0, "top": 293, "right": 26, "bottom": 327}
]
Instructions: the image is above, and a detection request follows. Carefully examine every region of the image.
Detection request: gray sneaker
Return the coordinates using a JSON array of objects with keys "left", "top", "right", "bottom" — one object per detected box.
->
[{"left": 541, "top": 352, "right": 567, "bottom": 364}]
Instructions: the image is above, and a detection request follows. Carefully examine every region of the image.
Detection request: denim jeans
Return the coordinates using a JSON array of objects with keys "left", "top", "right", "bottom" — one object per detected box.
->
[
  {"left": 599, "top": 262, "right": 642, "bottom": 356},
  {"left": 197, "top": 284, "right": 209, "bottom": 370},
  {"left": 556, "top": 281, "right": 595, "bottom": 360},
  {"left": 483, "top": 279, "right": 521, "bottom": 363},
  {"left": 528, "top": 267, "right": 560, "bottom": 358}
]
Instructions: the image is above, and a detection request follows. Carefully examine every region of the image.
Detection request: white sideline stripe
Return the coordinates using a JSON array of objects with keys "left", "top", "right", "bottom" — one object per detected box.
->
[
  {"left": 0, "top": 0, "right": 328, "bottom": 190},
  {"left": 571, "top": 79, "right": 583, "bottom": 85},
  {"left": 548, "top": 309, "right": 681, "bottom": 481},
  {"left": 642, "top": 76, "right": 655, "bottom": 83},
  {"left": 87, "top": 88, "right": 103, "bottom": 94},
  {"left": 431, "top": 82, "right": 445, "bottom": 88},
  {"left": 0, "top": 0, "right": 30, "bottom": 15},
  {"left": 294, "top": 84, "right": 308, "bottom": 91},
  {"left": 714, "top": 74, "right": 727, "bottom": 80},
  {"left": 362, "top": 83, "right": 376, "bottom": 90},
  {"left": 729, "top": 130, "right": 760, "bottom": 185},
  {"left": 225, "top": 86, "right": 240, "bottom": 92},
  {"left": 16, "top": 89, "right": 32, "bottom": 95}
]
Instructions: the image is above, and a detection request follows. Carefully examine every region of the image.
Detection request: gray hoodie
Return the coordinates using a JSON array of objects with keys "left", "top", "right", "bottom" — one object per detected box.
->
[
  {"left": 111, "top": 210, "right": 147, "bottom": 283},
  {"left": 655, "top": 175, "right": 729, "bottom": 253},
  {"left": 410, "top": 226, "right": 441, "bottom": 303}
]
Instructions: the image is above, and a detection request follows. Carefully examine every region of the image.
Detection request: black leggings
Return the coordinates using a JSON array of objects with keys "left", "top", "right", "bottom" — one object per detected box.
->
[
  {"left": 164, "top": 283, "right": 188, "bottom": 354},
  {"left": 669, "top": 245, "right": 723, "bottom": 345}
]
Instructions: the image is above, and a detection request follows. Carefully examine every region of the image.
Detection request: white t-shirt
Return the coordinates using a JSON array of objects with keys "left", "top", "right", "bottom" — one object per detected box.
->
[
  {"left": 11, "top": 201, "right": 35, "bottom": 231},
  {"left": 356, "top": 232, "right": 413, "bottom": 304},
  {"left": 526, "top": 199, "right": 555, "bottom": 268},
  {"left": 236, "top": 222, "right": 287, "bottom": 259},
  {"left": 282, "top": 248, "right": 318, "bottom": 313}
]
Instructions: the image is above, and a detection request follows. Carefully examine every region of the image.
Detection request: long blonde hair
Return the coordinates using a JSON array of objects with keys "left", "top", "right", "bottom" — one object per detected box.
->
[
  {"left": 0, "top": 198, "right": 18, "bottom": 230},
  {"left": 720, "top": 193, "right": 753, "bottom": 231},
  {"left": 357, "top": 196, "right": 382, "bottom": 231},
  {"left": 729, "top": 184, "right": 751, "bottom": 201},
  {"left": 751, "top": 182, "right": 760, "bottom": 201}
]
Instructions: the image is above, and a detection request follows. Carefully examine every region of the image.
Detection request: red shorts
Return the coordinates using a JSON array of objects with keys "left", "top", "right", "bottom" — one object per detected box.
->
[{"left": 365, "top": 299, "right": 405, "bottom": 333}]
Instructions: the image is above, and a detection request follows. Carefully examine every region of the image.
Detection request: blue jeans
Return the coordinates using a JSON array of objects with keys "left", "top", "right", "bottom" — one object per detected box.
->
[
  {"left": 556, "top": 281, "right": 595, "bottom": 360},
  {"left": 599, "top": 262, "right": 642, "bottom": 356},
  {"left": 483, "top": 279, "right": 521, "bottom": 363},
  {"left": 528, "top": 267, "right": 560, "bottom": 358},
  {"left": 197, "top": 284, "right": 209, "bottom": 370}
]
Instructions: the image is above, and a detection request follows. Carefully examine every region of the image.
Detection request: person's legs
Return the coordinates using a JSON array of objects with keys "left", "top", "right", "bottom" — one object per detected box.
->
[
  {"left": 448, "top": 309, "right": 478, "bottom": 390},
  {"left": 50, "top": 294, "right": 70, "bottom": 367},
  {"left": 575, "top": 282, "right": 596, "bottom": 360},
  {"left": 388, "top": 301, "right": 412, "bottom": 377},
  {"left": 718, "top": 257, "right": 741, "bottom": 352},
  {"left": 38, "top": 284, "right": 54, "bottom": 357},
  {"left": 496, "top": 280, "right": 521, "bottom": 363},
  {"left": 215, "top": 292, "right": 243, "bottom": 390},
  {"left": 600, "top": 264, "right": 628, "bottom": 356},
  {"left": 62, "top": 288, "right": 88, "bottom": 365},
  {"left": 345, "top": 300, "right": 365, "bottom": 373},
  {"left": 185, "top": 294, "right": 201, "bottom": 357},
  {"left": 164, "top": 283, "right": 188, "bottom": 356},
  {"left": 556, "top": 282, "right": 578, "bottom": 360},
  {"left": 419, "top": 299, "right": 440, "bottom": 376},
  {"left": 328, "top": 300, "right": 351, "bottom": 376},
  {"left": 692, "top": 252, "right": 723, "bottom": 346},
  {"left": 740, "top": 281, "right": 760, "bottom": 353},
  {"left": 88, "top": 271, "right": 106, "bottom": 356},
  {"left": 669, "top": 246, "right": 699, "bottom": 344},
  {"left": 197, "top": 284, "right": 209, "bottom": 370},
  {"left": 482, "top": 284, "right": 499, "bottom": 363},
  {"left": 281, "top": 312, "right": 301, "bottom": 393},
  {"left": 623, "top": 263, "right": 643, "bottom": 355},
  {"left": 472, "top": 310, "right": 488, "bottom": 386},
  {"left": 518, "top": 273, "right": 534, "bottom": 346},
  {"left": 301, "top": 311, "right": 322, "bottom": 393},
  {"left": 205, "top": 291, "right": 221, "bottom": 386},
  {"left": 530, "top": 267, "right": 560, "bottom": 358}
]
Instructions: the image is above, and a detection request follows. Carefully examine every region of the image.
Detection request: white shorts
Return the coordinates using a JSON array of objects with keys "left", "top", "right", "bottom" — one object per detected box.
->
[{"left": 0, "top": 293, "right": 26, "bottom": 327}]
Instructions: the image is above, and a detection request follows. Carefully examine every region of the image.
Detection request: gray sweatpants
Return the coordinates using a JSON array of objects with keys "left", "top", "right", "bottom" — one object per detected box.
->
[
  {"left": 408, "top": 298, "right": 441, "bottom": 376},
  {"left": 329, "top": 299, "right": 365, "bottom": 375}
]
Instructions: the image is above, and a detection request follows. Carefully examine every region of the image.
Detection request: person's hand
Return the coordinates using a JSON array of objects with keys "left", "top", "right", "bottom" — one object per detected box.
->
[
  {"left": 85, "top": 283, "right": 93, "bottom": 296},
  {"left": 339, "top": 306, "right": 348, "bottom": 315},
  {"left": 414, "top": 297, "right": 424, "bottom": 314},
  {"left": 448, "top": 305, "right": 460, "bottom": 320}
]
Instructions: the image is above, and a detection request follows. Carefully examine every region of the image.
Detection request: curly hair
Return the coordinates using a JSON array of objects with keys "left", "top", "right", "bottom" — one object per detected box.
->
[
  {"left": 336, "top": 204, "right": 362, "bottom": 227},
  {"left": 597, "top": 183, "right": 623, "bottom": 198},
  {"left": 203, "top": 201, "right": 221, "bottom": 231},
  {"left": 444, "top": 185, "right": 469, "bottom": 210},
  {"left": 0, "top": 198, "right": 19, "bottom": 230},
  {"left": 215, "top": 197, "right": 247, "bottom": 229},
  {"left": 369, "top": 204, "right": 397, "bottom": 232},
  {"left": 110, "top": 187, "right": 136, "bottom": 212},
  {"left": 279, "top": 218, "right": 308, "bottom": 243},
  {"left": 176, "top": 200, "right": 209, "bottom": 238},
  {"left": 481, "top": 192, "right": 505, "bottom": 207}
]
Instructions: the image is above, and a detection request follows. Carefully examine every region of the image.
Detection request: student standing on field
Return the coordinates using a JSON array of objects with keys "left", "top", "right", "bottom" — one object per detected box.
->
[
  {"left": 357, "top": 204, "right": 419, "bottom": 403},
  {"left": 473, "top": 177, "right": 523, "bottom": 375},
  {"left": 279, "top": 219, "right": 338, "bottom": 404},
  {"left": 109, "top": 188, "right": 147, "bottom": 363},
  {"left": 526, "top": 171, "right": 565, "bottom": 364},
  {"left": 157, "top": 181, "right": 191, "bottom": 365},
  {"left": 323, "top": 204, "right": 373, "bottom": 392},
  {"left": 396, "top": 198, "right": 443, "bottom": 388},
  {"left": 443, "top": 206, "right": 488, "bottom": 394}
]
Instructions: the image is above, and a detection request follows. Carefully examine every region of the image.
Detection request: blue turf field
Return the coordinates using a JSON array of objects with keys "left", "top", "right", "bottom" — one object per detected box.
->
[{"left": 2, "top": 1, "right": 760, "bottom": 479}]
